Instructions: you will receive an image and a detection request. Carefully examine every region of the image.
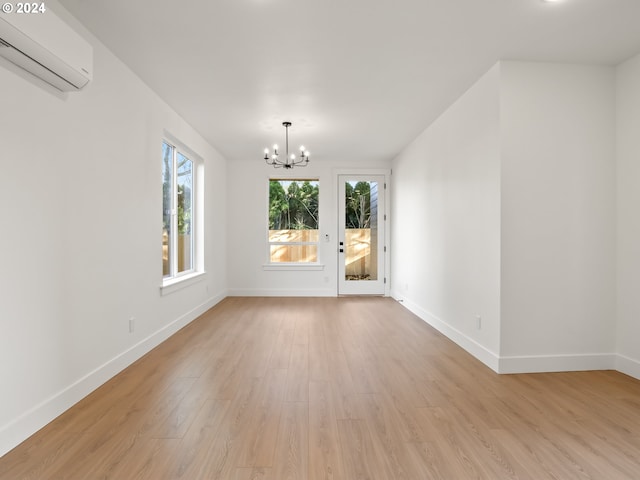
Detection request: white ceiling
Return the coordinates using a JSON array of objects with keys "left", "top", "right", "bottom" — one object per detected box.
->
[{"left": 59, "top": 0, "right": 640, "bottom": 164}]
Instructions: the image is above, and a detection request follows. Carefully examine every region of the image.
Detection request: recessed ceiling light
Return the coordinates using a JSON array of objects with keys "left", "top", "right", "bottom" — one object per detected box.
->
[{"left": 542, "top": 0, "right": 563, "bottom": 3}]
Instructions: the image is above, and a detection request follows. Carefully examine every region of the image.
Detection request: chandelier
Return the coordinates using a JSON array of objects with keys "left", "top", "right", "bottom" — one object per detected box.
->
[{"left": 263, "top": 121, "right": 310, "bottom": 169}]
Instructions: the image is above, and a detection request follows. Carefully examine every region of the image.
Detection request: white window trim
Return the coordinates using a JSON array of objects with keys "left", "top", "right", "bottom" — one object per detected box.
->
[
  {"left": 161, "top": 271, "right": 206, "bottom": 296},
  {"left": 161, "top": 133, "right": 204, "bottom": 294}
]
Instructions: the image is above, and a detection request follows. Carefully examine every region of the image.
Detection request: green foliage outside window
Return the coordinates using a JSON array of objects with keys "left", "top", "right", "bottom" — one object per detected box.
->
[
  {"left": 345, "top": 181, "right": 371, "bottom": 229},
  {"left": 177, "top": 184, "right": 191, "bottom": 235},
  {"left": 269, "top": 180, "right": 319, "bottom": 230}
]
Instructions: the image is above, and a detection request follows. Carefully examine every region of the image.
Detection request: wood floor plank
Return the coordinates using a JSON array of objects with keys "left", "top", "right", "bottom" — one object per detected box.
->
[
  {"left": 325, "top": 348, "right": 365, "bottom": 421},
  {"left": 272, "top": 401, "right": 309, "bottom": 480},
  {"left": 293, "top": 315, "right": 310, "bottom": 346},
  {"left": 0, "top": 430, "right": 86, "bottom": 480},
  {"left": 106, "top": 438, "right": 181, "bottom": 480},
  {"left": 48, "top": 430, "right": 140, "bottom": 479},
  {"left": 143, "top": 376, "right": 213, "bottom": 439},
  {"left": 3, "top": 297, "right": 640, "bottom": 479},
  {"left": 309, "top": 336, "right": 330, "bottom": 382},
  {"left": 484, "top": 407, "right": 597, "bottom": 480},
  {"left": 267, "top": 325, "right": 294, "bottom": 370},
  {"left": 234, "top": 467, "right": 272, "bottom": 480},
  {"left": 285, "top": 344, "right": 309, "bottom": 402},
  {"left": 308, "top": 312, "right": 330, "bottom": 382},
  {"left": 336, "top": 418, "right": 390, "bottom": 480},
  {"left": 403, "top": 440, "right": 472, "bottom": 480},
  {"left": 236, "top": 368, "right": 287, "bottom": 468},
  {"left": 309, "top": 381, "right": 346, "bottom": 480},
  {"left": 134, "top": 376, "right": 198, "bottom": 439},
  {"left": 188, "top": 377, "right": 264, "bottom": 479},
  {"left": 358, "top": 393, "right": 415, "bottom": 480},
  {"left": 166, "top": 399, "right": 232, "bottom": 479}
]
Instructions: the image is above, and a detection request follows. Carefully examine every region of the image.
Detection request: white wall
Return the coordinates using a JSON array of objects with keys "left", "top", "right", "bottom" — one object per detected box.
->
[
  {"left": 226, "top": 159, "right": 390, "bottom": 297},
  {"left": 0, "top": 1, "right": 227, "bottom": 456},
  {"left": 390, "top": 64, "right": 502, "bottom": 369},
  {"left": 616, "top": 53, "right": 640, "bottom": 378},
  {"left": 499, "top": 62, "right": 617, "bottom": 372}
]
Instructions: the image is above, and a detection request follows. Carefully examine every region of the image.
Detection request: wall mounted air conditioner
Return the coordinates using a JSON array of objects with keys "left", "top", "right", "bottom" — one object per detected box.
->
[{"left": 0, "top": 9, "right": 92, "bottom": 91}]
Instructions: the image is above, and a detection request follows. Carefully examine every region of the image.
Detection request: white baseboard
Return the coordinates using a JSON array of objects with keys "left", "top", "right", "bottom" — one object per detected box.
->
[
  {"left": 227, "top": 288, "right": 336, "bottom": 297},
  {"left": 0, "top": 292, "right": 226, "bottom": 458},
  {"left": 615, "top": 354, "right": 640, "bottom": 380},
  {"left": 392, "top": 293, "right": 500, "bottom": 372},
  {"left": 498, "top": 353, "right": 617, "bottom": 374}
]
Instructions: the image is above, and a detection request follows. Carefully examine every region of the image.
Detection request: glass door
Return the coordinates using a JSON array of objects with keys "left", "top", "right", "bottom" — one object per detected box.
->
[{"left": 338, "top": 175, "right": 386, "bottom": 295}]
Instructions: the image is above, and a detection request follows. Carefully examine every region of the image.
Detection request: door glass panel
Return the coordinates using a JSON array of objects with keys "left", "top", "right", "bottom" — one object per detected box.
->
[{"left": 344, "top": 180, "right": 378, "bottom": 281}]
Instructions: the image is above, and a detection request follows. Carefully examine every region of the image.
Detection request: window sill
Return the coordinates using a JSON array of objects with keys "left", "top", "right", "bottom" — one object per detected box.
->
[
  {"left": 160, "top": 271, "right": 206, "bottom": 296},
  {"left": 262, "top": 263, "right": 325, "bottom": 271}
]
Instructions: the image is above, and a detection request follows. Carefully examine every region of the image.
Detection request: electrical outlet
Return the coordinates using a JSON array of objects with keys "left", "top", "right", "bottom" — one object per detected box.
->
[{"left": 129, "top": 317, "right": 135, "bottom": 333}]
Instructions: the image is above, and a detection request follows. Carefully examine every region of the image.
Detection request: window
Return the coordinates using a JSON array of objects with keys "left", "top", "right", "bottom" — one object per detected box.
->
[
  {"left": 268, "top": 179, "right": 319, "bottom": 263},
  {"left": 162, "top": 140, "right": 195, "bottom": 279}
]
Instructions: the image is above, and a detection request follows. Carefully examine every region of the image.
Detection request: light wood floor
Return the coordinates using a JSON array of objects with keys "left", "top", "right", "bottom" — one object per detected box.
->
[{"left": 2, "top": 297, "right": 640, "bottom": 479}]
